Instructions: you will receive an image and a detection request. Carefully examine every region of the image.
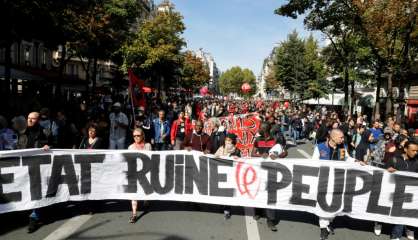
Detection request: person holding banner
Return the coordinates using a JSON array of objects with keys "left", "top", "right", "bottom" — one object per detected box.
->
[
  {"left": 128, "top": 128, "right": 152, "bottom": 223},
  {"left": 24, "top": 112, "right": 51, "bottom": 233},
  {"left": 79, "top": 124, "right": 104, "bottom": 149},
  {"left": 215, "top": 133, "right": 241, "bottom": 219},
  {"left": 251, "top": 122, "right": 281, "bottom": 232},
  {"left": 312, "top": 128, "right": 357, "bottom": 240},
  {"left": 385, "top": 140, "right": 418, "bottom": 240}
]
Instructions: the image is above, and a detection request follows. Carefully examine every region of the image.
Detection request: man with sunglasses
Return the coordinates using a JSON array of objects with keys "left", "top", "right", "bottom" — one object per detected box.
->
[{"left": 312, "top": 129, "right": 358, "bottom": 240}]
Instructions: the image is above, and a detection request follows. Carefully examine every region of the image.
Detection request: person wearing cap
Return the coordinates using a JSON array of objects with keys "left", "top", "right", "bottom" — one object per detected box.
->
[
  {"left": 109, "top": 102, "right": 129, "bottom": 149},
  {"left": 214, "top": 133, "right": 241, "bottom": 220}
]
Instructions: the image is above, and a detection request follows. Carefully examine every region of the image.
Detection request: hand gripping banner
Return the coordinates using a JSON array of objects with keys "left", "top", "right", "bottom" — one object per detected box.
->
[{"left": 1, "top": 149, "right": 418, "bottom": 227}]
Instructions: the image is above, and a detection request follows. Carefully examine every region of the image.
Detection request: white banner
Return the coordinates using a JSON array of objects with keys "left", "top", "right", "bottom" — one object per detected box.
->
[{"left": 1, "top": 149, "right": 418, "bottom": 227}]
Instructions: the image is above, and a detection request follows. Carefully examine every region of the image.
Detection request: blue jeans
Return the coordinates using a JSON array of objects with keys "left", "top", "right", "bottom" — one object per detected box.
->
[
  {"left": 292, "top": 129, "right": 300, "bottom": 143},
  {"left": 391, "top": 224, "right": 404, "bottom": 238}
]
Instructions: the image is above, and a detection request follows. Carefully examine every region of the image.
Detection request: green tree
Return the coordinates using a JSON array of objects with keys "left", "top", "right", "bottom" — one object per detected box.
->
[
  {"left": 122, "top": 5, "right": 186, "bottom": 92},
  {"left": 304, "top": 35, "right": 329, "bottom": 99},
  {"left": 275, "top": 0, "right": 418, "bottom": 118},
  {"left": 275, "top": 0, "right": 363, "bottom": 109},
  {"left": 264, "top": 68, "right": 281, "bottom": 93},
  {"left": 274, "top": 31, "right": 308, "bottom": 100},
  {"left": 352, "top": 0, "right": 418, "bottom": 117},
  {"left": 219, "top": 67, "right": 256, "bottom": 96},
  {"left": 273, "top": 32, "right": 328, "bottom": 101},
  {"left": 70, "top": 0, "right": 142, "bottom": 93},
  {"left": 180, "top": 51, "right": 211, "bottom": 89}
]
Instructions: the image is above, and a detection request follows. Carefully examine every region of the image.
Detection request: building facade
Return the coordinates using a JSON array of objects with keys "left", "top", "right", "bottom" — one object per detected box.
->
[
  {"left": 195, "top": 48, "right": 220, "bottom": 94},
  {"left": 0, "top": 0, "right": 155, "bottom": 99},
  {"left": 257, "top": 45, "right": 289, "bottom": 99}
]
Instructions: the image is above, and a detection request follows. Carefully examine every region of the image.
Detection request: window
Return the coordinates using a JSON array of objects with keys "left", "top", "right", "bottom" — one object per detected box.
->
[
  {"left": 25, "top": 47, "right": 31, "bottom": 65},
  {"left": 42, "top": 50, "right": 47, "bottom": 65}
]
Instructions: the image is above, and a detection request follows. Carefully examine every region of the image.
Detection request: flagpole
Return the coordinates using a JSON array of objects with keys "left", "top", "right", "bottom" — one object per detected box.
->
[{"left": 128, "top": 69, "right": 137, "bottom": 129}]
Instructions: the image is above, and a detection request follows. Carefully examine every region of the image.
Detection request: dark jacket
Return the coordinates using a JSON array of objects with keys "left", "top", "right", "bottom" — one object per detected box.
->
[
  {"left": 209, "top": 130, "right": 226, "bottom": 154},
  {"left": 25, "top": 124, "right": 50, "bottom": 148},
  {"left": 79, "top": 137, "right": 104, "bottom": 149},
  {"left": 355, "top": 130, "right": 372, "bottom": 161},
  {"left": 386, "top": 154, "right": 418, "bottom": 173}
]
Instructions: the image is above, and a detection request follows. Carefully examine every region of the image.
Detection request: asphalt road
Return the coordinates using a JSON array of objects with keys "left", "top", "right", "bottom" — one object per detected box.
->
[{"left": 0, "top": 140, "right": 400, "bottom": 240}]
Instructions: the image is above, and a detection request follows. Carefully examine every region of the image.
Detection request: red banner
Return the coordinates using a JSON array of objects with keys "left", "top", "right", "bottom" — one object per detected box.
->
[{"left": 204, "top": 113, "right": 261, "bottom": 157}]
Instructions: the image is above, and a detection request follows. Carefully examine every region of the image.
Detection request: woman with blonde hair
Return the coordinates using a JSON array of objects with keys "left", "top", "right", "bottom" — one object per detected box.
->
[{"left": 127, "top": 128, "right": 151, "bottom": 223}]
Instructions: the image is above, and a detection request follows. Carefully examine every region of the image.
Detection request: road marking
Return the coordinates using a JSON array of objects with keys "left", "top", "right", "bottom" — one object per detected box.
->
[
  {"left": 244, "top": 208, "right": 261, "bottom": 240},
  {"left": 296, "top": 148, "right": 311, "bottom": 159},
  {"left": 43, "top": 214, "right": 92, "bottom": 240}
]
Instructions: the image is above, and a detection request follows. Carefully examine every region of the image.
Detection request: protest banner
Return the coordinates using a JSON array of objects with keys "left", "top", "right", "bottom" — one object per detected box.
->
[
  {"left": 1, "top": 149, "right": 418, "bottom": 227},
  {"left": 204, "top": 113, "right": 261, "bottom": 157}
]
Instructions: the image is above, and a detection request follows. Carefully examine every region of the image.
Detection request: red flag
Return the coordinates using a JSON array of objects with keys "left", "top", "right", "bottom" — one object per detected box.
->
[{"left": 128, "top": 69, "right": 146, "bottom": 109}]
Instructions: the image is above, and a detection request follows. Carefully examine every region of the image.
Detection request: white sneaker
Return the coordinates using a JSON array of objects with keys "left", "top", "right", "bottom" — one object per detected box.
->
[
  {"left": 390, "top": 238, "right": 400, "bottom": 240},
  {"left": 406, "top": 229, "right": 415, "bottom": 240},
  {"left": 374, "top": 222, "right": 382, "bottom": 236}
]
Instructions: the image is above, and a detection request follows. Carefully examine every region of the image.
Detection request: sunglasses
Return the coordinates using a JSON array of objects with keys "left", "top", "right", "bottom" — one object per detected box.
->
[{"left": 133, "top": 135, "right": 143, "bottom": 137}]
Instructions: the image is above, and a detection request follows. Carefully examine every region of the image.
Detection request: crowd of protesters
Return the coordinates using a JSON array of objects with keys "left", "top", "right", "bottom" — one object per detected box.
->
[{"left": 1, "top": 92, "right": 418, "bottom": 240}]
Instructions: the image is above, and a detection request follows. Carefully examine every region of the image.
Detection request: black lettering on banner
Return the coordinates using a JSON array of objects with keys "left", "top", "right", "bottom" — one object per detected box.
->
[
  {"left": 22, "top": 155, "right": 51, "bottom": 200},
  {"left": 366, "top": 170, "right": 390, "bottom": 215},
  {"left": 343, "top": 169, "right": 373, "bottom": 213},
  {"left": 391, "top": 175, "right": 418, "bottom": 218},
  {"left": 0, "top": 157, "right": 21, "bottom": 203},
  {"left": 209, "top": 158, "right": 234, "bottom": 197},
  {"left": 185, "top": 155, "right": 208, "bottom": 195},
  {"left": 261, "top": 162, "right": 292, "bottom": 205},
  {"left": 175, "top": 154, "right": 184, "bottom": 194},
  {"left": 123, "top": 153, "right": 153, "bottom": 194},
  {"left": 151, "top": 154, "right": 174, "bottom": 194},
  {"left": 74, "top": 154, "right": 105, "bottom": 194},
  {"left": 290, "top": 165, "right": 319, "bottom": 207},
  {"left": 317, "top": 167, "right": 345, "bottom": 213},
  {"left": 46, "top": 155, "right": 79, "bottom": 197}
]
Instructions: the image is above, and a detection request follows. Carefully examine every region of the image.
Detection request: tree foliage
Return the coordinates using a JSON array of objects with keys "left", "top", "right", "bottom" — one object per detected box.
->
[
  {"left": 180, "top": 51, "right": 211, "bottom": 89},
  {"left": 273, "top": 31, "right": 328, "bottom": 101},
  {"left": 275, "top": 0, "right": 418, "bottom": 116},
  {"left": 122, "top": 6, "right": 186, "bottom": 89},
  {"left": 264, "top": 67, "right": 280, "bottom": 93},
  {"left": 219, "top": 67, "right": 256, "bottom": 96},
  {"left": 0, "top": 0, "right": 145, "bottom": 95}
]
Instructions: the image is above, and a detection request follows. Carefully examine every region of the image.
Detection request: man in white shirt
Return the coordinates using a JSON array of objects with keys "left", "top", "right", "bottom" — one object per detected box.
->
[{"left": 109, "top": 102, "right": 128, "bottom": 149}]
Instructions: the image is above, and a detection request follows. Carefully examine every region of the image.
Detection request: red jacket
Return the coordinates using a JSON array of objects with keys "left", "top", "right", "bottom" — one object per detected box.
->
[{"left": 170, "top": 118, "right": 192, "bottom": 142}]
